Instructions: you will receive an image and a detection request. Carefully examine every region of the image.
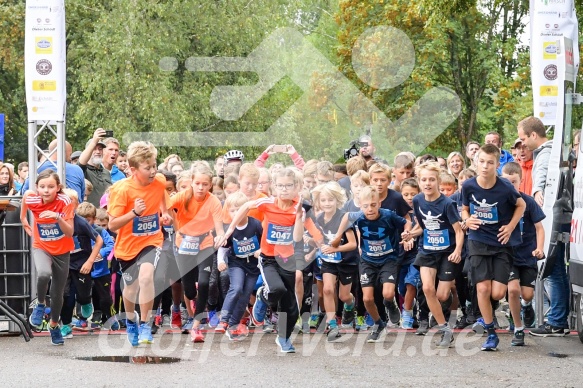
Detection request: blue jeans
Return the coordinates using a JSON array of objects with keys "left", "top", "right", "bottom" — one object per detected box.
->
[
  {"left": 220, "top": 264, "right": 259, "bottom": 327},
  {"left": 546, "top": 243, "right": 570, "bottom": 328}
]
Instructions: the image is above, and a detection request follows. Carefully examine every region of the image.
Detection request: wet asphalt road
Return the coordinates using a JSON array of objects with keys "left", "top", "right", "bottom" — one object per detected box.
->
[{"left": 1, "top": 327, "right": 582, "bottom": 387}]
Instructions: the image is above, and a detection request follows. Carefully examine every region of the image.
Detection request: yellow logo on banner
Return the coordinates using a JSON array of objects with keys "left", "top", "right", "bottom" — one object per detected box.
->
[
  {"left": 540, "top": 86, "right": 558, "bottom": 96},
  {"left": 543, "top": 42, "right": 558, "bottom": 60},
  {"left": 32, "top": 80, "right": 56, "bottom": 91},
  {"left": 35, "top": 37, "right": 53, "bottom": 55}
]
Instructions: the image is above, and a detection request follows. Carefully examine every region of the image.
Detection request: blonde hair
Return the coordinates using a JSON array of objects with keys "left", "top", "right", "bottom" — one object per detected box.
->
[
  {"left": 223, "top": 173, "right": 239, "bottom": 188},
  {"left": 62, "top": 188, "right": 78, "bottom": 202},
  {"left": 459, "top": 168, "right": 476, "bottom": 180},
  {"left": 350, "top": 170, "right": 370, "bottom": 185},
  {"left": 311, "top": 181, "right": 347, "bottom": 210},
  {"left": 191, "top": 163, "right": 214, "bottom": 182},
  {"left": 359, "top": 186, "right": 379, "bottom": 202},
  {"left": 190, "top": 160, "right": 211, "bottom": 171},
  {"left": 177, "top": 170, "right": 192, "bottom": 186},
  {"left": 85, "top": 179, "right": 93, "bottom": 193},
  {"left": 346, "top": 156, "right": 367, "bottom": 175},
  {"left": 316, "top": 161, "right": 334, "bottom": 178},
  {"left": 77, "top": 201, "right": 97, "bottom": 218},
  {"left": 440, "top": 172, "right": 457, "bottom": 186},
  {"left": 96, "top": 208, "right": 109, "bottom": 221},
  {"left": 447, "top": 151, "right": 465, "bottom": 173},
  {"left": 224, "top": 191, "right": 248, "bottom": 209},
  {"left": 368, "top": 163, "right": 391, "bottom": 179},
  {"left": 415, "top": 162, "right": 442, "bottom": 180},
  {"left": 238, "top": 163, "right": 259, "bottom": 180},
  {"left": 394, "top": 154, "right": 414, "bottom": 169},
  {"left": 224, "top": 163, "right": 241, "bottom": 177},
  {"left": 127, "top": 141, "right": 157, "bottom": 168},
  {"left": 302, "top": 159, "right": 318, "bottom": 178},
  {"left": 274, "top": 167, "right": 302, "bottom": 186}
]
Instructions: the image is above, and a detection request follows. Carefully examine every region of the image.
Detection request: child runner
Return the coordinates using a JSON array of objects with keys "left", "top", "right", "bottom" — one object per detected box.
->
[
  {"left": 462, "top": 144, "right": 525, "bottom": 351},
  {"left": 439, "top": 172, "right": 457, "bottom": 197},
  {"left": 312, "top": 182, "right": 358, "bottom": 341},
  {"left": 170, "top": 164, "right": 224, "bottom": 342},
  {"left": 217, "top": 191, "right": 263, "bottom": 340},
  {"left": 108, "top": 141, "right": 172, "bottom": 346},
  {"left": 22, "top": 170, "right": 75, "bottom": 345},
  {"left": 221, "top": 168, "right": 305, "bottom": 353},
  {"left": 408, "top": 162, "right": 464, "bottom": 348},
  {"left": 500, "top": 163, "right": 545, "bottom": 344},
  {"left": 390, "top": 154, "right": 414, "bottom": 192}
]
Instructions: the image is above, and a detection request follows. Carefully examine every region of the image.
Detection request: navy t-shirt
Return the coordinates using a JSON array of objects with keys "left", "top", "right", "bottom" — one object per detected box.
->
[
  {"left": 354, "top": 208, "right": 407, "bottom": 264},
  {"left": 316, "top": 210, "right": 358, "bottom": 265},
  {"left": 225, "top": 217, "right": 263, "bottom": 260},
  {"left": 70, "top": 215, "right": 99, "bottom": 271},
  {"left": 515, "top": 193, "right": 545, "bottom": 267},
  {"left": 413, "top": 193, "right": 460, "bottom": 255},
  {"left": 462, "top": 177, "right": 522, "bottom": 247},
  {"left": 381, "top": 189, "right": 412, "bottom": 217},
  {"left": 449, "top": 191, "right": 463, "bottom": 218}
]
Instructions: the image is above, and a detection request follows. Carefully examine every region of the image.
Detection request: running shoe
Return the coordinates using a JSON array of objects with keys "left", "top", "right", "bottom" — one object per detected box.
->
[
  {"left": 154, "top": 313, "right": 162, "bottom": 327},
  {"left": 263, "top": 321, "right": 275, "bottom": 333},
  {"left": 355, "top": 316, "right": 367, "bottom": 331},
  {"left": 454, "top": 315, "right": 469, "bottom": 329},
  {"left": 366, "top": 320, "right": 387, "bottom": 343},
  {"left": 385, "top": 299, "right": 401, "bottom": 328},
  {"left": 208, "top": 310, "right": 220, "bottom": 328},
  {"left": 341, "top": 307, "right": 356, "bottom": 328},
  {"left": 365, "top": 313, "right": 374, "bottom": 328},
  {"left": 472, "top": 317, "right": 486, "bottom": 335},
  {"left": 436, "top": 329, "right": 454, "bottom": 349},
  {"left": 162, "top": 315, "right": 170, "bottom": 327},
  {"left": 126, "top": 320, "right": 139, "bottom": 347},
  {"left": 294, "top": 317, "right": 303, "bottom": 333},
  {"left": 252, "top": 287, "right": 268, "bottom": 325},
  {"left": 238, "top": 322, "right": 249, "bottom": 337},
  {"left": 511, "top": 330, "right": 525, "bottom": 346},
  {"left": 191, "top": 328, "right": 205, "bottom": 343},
  {"left": 416, "top": 319, "right": 429, "bottom": 336},
  {"left": 182, "top": 317, "right": 194, "bottom": 332},
  {"left": 139, "top": 323, "right": 154, "bottom": 344},
  {"left": 327, "top": 321, "right": 341, "bottom": 342},
  {"left": 60, "top": 324, "right": 73, "bottom": 339},
  {"left": 275, "top": 336, "right": 295, "bottom": 353},
  {"left": 225, "top": 326, "right": 243, "bottom": 341},
  {"left": 308, "top": 313, "right": 320, "bottom": 329},
  {"left": 481, "top": 333, "right": 499, "bottom": 351},
  {"left": 215, "top": 321, "right": 228, "bottom": 334},
  {"left": 49, "top": 324, "right": 64, "bottom": 346},
  {"left": 80, "top": 303, "right": 94, "bottom": 319},
  {"left": 29, "top": 303, "right": 45, "bottom": 329},
  {"left": 522, "top": 304, "right": 536, "bottom": 328},
  {"left": 171, "top": 311, "right": 183, "bottom": 329},
  {"left": 529, "top": 323, "right": 566, "bottom": 337},
  {"left": 401, "top": 309, "right": 414, "bottom": 329}
]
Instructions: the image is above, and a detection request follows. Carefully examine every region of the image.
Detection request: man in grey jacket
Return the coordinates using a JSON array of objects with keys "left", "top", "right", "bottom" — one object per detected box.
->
[{"left": 517, "top": 116, "right": 552, "bottom": 207}]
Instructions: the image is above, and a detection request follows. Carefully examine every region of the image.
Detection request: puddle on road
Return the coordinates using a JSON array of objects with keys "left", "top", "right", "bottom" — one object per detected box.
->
[
  {"left": 76, "top": 356, "right": 181, "bottom": 364},
  {"left": 548, "top": 352, "right": 569, "bottom": 358}
]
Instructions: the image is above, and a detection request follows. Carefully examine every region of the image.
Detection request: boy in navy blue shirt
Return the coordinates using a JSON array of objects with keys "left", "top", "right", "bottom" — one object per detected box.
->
[
  {"left": 406, "top": 162, "right": 464, "bottom": 348},
  {"left": 501, "top": 163, "right": 546, "bottom": 344},
  {"left": 333, "top": 185, "right": 411, "bottom": 342},
  {"left": 462, "top": 144, "right": 526, "bottom": 351}
]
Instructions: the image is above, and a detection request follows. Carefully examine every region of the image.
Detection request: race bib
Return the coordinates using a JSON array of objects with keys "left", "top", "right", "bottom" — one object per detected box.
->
[
  {"left": 470, "top": 204, "right": 499, "bottom": 224},
  {"left": 318, "top": 249, "right": 342, "bottom": 263},
  {"left": 423, "top": 229, "right": 450, "bottom": 251},
  {"left": 37, "top": 222, "right": 65, "bottom": 242},
  {"left": 164, "top": 225, "right": 174, "bottom": 234},
  {"left": 178, "top": 235, "right": 201, "bottom": 255},
  {"left": 233, "top": 236, "right": 260, "bottom": 258},
  {"left": 71, "top": 236, "right": 82, "bottom": 253},
  {"left": 266, "top": 224, "right": 293, "bottom": 245},
  {"left": 132, "top": 213, "right": 159, "bottom": 236},
  {"left": 363, "top": 237, "right": 393, "bottom": 257}
]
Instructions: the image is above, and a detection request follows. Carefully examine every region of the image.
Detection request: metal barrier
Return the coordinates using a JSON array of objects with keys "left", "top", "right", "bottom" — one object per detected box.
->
[{"left": 0, "top": 197, "right": 32, "bottom": 335}]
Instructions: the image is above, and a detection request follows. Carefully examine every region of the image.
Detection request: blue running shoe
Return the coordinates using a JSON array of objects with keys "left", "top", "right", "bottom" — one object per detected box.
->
[
  {"left": 252, "top": 286, "right": 268, "bottom": 325},
  {"left": 401, "top": 309, "right": 414, "bottom": 329},
  {"left": 481, "top": 333, "right": 499, "bottom": 351},
  {"left": 208, "top": 310, "right": 220, "bottom": 328},
  {"left": 138, "top": 323, "right": 154, "bottom": 344},
  {"left": 126, "top": 320, "right": 139, "bottom": 347},
  {"left": 275, "top": 336, "right": 295, "bottom": 353},
  {"left": 182, "top": 317, "right": 194, "bottom": 332},
  {"left": 49, "top": 324, "right": 64, "bottom": 346},
  {"left": 472, "top": 317, "right": 486, "bottom": 335},
  {"left": 60, "top": 324, "right": 73, "bottom": 339},
  {"left": 29, "top": 303, "right": 45, "bottom": 328},
  {"left": 365, "top": 313, "right": 374, "bottom": 328}
]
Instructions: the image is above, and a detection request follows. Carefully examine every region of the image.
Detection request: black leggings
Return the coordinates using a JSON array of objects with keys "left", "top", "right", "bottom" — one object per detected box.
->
[
  {"left": 61, "top": 269, "right": 93, "bottom": 325},
  {"left": 177, "top": 248, "right": 215, "bottom": 320},
  {"left": 93, "top": 274, "right": 114, "bottom": 323}
]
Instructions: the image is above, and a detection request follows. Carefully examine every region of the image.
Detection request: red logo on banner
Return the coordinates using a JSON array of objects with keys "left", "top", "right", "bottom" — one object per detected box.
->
[{"left": 566, "top": 47, "right": 574, "bottom": 65}]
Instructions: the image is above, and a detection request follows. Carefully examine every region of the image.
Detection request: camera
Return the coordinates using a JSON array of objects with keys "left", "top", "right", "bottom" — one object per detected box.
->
[
  {"left": 105, "top": 130, "right": 114, "bottom": 137},
  {"left": 343, "top": 140, "right": 367, "bottom": 161}
]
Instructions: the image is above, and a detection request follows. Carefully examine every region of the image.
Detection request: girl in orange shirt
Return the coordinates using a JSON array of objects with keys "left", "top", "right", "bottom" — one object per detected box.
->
[
  {"left": 21, "top": 170, "right": 75, "bottom": 346},
  {"left": 169, "top": 164, "right": 224, "bottom": 343}
]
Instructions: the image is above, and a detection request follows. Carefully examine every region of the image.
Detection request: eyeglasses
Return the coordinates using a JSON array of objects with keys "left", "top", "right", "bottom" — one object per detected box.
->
[
  {"left": 257, "top": 181, "right": 270, "bottom": 187},
  {"left": 274, "top": 183, "right": 295, "bottom": 190}
]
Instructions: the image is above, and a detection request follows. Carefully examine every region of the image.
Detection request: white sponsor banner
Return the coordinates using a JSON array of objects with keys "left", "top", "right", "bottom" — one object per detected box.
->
[
  {"left": 530, "top": 0, "right": 579, "bottom": 125},
  {"left": 25, "top": 0, "right": 66, "bottom": 122}
]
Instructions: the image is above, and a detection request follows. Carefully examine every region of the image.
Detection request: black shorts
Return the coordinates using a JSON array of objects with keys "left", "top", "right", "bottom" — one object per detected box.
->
[
  {"left": 320, "top": 261, "right": 357, "bottom": 286},
  {"left": 414, "top": 251, "right": 460, "bottom": 282},
  {"left": 157, "top": 238, "right": 181, "bottom": 282},
  {"left": 509, "top": 265, "right": 537, "bottom": 288},
  {"left": 119, "top": 245, "right": 162, "bottom": 286},
  {"left": 359, "top": 260, "right": 399, "bottom": 287},
  {"left": 468, "top": 240, "right": 512, "bottom": 285}
]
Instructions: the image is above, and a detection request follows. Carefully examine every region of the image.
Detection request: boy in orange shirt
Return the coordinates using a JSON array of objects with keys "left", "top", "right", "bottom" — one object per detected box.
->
[{"left": 108, "top": 141, "right": 172, "bottom": 346}]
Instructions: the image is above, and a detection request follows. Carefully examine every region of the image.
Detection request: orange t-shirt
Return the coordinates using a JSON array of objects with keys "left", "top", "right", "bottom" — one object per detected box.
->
[
  {"left": 108, "top": 174, "right": 167, "bottom": 261},
  {"left": 26, "top": 192, "right": 75, "bottom": 255},
  {"left": 222, "top": 191, "right": 266, "bottom": 224},
  {"left": 170, "top": 190, "right": 223, "bottom": 253},
  {"left": 255, "top": 196, "right": 303, "bottom": 258}
]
